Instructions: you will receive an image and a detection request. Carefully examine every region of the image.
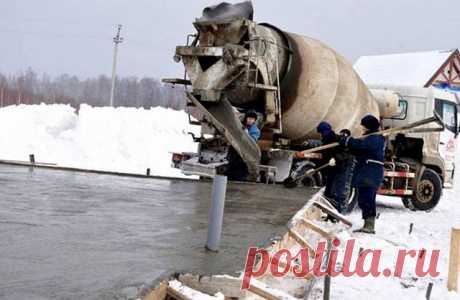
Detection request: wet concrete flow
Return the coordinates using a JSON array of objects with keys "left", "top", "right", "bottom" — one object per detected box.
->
[{"left": 0, "top": 165, "right": 315, "bottom": 299}]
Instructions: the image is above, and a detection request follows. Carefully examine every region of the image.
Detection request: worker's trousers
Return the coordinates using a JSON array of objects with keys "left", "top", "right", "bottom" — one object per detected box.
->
[
  {"left": 324, "top": 158, "right": 355, "bottom": 214},
  {"left": 225, "top": 147, "right": 249, "bottom": 181},
  {"left": 357, "top": 186, "right": 378, "bottom": 219}
]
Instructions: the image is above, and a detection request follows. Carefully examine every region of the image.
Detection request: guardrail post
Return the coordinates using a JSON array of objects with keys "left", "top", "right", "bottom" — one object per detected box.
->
[{"left": 205, "top": 175, "right": 227, "bottom": 252}]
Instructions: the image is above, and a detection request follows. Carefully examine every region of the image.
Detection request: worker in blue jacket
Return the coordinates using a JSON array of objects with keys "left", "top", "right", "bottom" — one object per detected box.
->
[
  {"left": 244, "top": 110, "right": 261, "bottom": 141},
  {"left": 340, "top": 114, "right": 385, "bottom": 234}
]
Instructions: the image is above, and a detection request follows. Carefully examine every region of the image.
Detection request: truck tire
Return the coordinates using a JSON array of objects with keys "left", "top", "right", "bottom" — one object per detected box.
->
[
  {"left": 283, "top": 177, "right": 298, "bottom": 188},
  {"left": 283, "top": 162, "right": 320, "bottom": 188},
  {"left": 411, "top": 168, "right": 442, "bottom": 211},
  {"left": 301, "top": 171, "right": 323, "bottom": 188},
  {"left": 401, "top": 197, "right": 416, "bottom": 211}
]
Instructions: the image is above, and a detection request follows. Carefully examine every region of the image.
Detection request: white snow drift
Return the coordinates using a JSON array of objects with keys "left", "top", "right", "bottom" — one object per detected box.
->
[{"left": 0, "top": 104, "right": 198, "bottom": 177}]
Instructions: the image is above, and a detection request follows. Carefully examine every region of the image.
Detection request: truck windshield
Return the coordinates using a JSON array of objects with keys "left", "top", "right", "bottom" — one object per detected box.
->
[{"left": 435, "top": 98, "right": 458, "bottom": 133}]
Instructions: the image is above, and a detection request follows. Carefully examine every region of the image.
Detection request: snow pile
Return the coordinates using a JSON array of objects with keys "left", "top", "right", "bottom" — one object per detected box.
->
[{"left": 0, "top": 104, "right": 198, "bottom": 177}]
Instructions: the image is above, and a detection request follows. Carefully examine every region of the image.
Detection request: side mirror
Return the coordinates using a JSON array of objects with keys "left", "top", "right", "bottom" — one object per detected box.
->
[{"left": 432, "top": 110, "right": 444, "bottom": 127}]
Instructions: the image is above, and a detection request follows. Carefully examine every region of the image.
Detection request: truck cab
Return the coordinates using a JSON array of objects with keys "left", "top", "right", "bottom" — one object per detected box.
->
[{"left": 375, "top": 85, "right": 458, "bottom": 210}]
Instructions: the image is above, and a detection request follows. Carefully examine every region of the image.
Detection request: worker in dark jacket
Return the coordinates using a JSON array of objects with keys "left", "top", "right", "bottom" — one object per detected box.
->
[
  {"left": 317, "top": 122, "right": 356, "bottom": 214},
  {"left": 225, "top": 110, "right": 260, "bottom": 181},
  {"left": 316, "top": 122, "right": 339, "bottom": 200},
  {"left": 333, "top": 129, "right": 356, "bottom": 214},
  {"left": 340, "top": 114, "right": 385, "bottom": 233}
]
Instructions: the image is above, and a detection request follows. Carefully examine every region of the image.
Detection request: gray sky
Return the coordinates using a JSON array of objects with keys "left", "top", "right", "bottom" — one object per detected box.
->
[{"left": 1, "top": 0, "right": 459, "bottom": 79}]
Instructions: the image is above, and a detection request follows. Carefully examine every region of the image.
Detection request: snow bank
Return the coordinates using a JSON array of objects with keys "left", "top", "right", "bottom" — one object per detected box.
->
[{"left": 0, "top": 104, "right": 198, "bottom": 177}]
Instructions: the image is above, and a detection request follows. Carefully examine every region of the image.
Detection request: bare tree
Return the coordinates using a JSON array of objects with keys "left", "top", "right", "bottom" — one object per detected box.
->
[{"left": 0, "top": 69, "right": 187, "bottom": 110}]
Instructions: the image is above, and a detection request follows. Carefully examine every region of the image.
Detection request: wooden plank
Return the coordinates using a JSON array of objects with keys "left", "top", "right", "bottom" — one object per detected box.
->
[
  {"left": 448, "top": 228, "right": 460, "bottom": 292},
  {"left": 316, "top": 195, "right": 337, "bottom": 211},
  {"left": 166, "top": 286, "right": 193, "bottom": 300},
  {"left": 300, "top": 204, "right": 322, "bottom": 223},
  {"left": 167, "top": 280, "right": 219, "bottom": 300},
  {"left": 288, "top": 229, "right": 315, "bottom": 257},
  {"left": 277, "top": 259, "right": 315, "bottom": 281},
  {"left": 273, "top": 231, "right": 296, "bottom": 252},
  {"left": 178, "top": 274, "right": 243, "bottom": 299},
  {"left": 247, "top": 278, "right": 299, "bottom": 300},
  {"left": 299, "top": 152, "right": 322, "bottom": 159},
  {"left": 313, "top": 201, "right": 353, "bottom": 227},
  {"left": 299, "top": 218, "right": 335, "bottom": 240},
  {"left": 248, "top": 285, "right": 281, "bottom": 300},
  {"left": 144, "top": 282, "right": 168, "bottom": 300}
]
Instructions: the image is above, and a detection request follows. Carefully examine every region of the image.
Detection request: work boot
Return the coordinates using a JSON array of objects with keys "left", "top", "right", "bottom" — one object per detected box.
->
[
  {"left": 322, "top": 214, "right": 338, "bottom": 223},
  {"left": 353, "top": 217, "right": 376, "bottom": 234}
]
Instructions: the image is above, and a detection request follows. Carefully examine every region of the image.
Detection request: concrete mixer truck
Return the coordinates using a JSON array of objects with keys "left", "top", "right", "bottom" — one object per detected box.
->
[{"left": 164, "top": 1, "right": 459, "bottom": 211}]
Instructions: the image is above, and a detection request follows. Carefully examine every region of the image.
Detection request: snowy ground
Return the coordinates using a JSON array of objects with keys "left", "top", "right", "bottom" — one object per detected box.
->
[
  {"left": 309, "top": 164, "right": 460, "bottom": 299},
  {"left": 0, "top": 104, "right": 198, "bottom": 177}
]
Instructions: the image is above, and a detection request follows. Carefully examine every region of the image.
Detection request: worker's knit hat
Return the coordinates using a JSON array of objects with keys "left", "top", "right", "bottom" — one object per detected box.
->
[
  {"left": 244, "top": 110, "right": 258, "bottom": 120},
  {"left": 316, "top": 121, "right": 332, "bottom": 134},
  {"left": 361, "top": 114, "right": 380, "bottom": 132}
]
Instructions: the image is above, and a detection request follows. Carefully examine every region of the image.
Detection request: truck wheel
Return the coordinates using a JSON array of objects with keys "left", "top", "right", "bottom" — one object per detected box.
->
[
  {"left": 283, "top": 177, "right": 298, "bottom": 188},
  {"left": 411, "top": 169, "right": 442, "bottom": 211},
  {"left": 301, "top": 170, "right": 322, "bottom": 188},
  {"left": 284, "top": 163, "right": 318, "bottom": 189},
  {"left": 343, "top": 187, "right": 358, "bottom": 214},
  {"left": 402, "top": 197, "right": 415, "bottom": 210}
]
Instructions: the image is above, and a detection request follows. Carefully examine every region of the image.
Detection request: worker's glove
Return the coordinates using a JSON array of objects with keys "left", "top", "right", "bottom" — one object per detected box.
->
[
  {"left": 329, "top": 158, "right": 336, "bottom": 167},
  {"left": 339, "top": 136, "right": 350, "bottom": 148},
  {"left": 301, "top": 140, "right": 310, "bottom": 147},
  {"left": 339, "top": 129, "right": 351, "bottom": 138}
]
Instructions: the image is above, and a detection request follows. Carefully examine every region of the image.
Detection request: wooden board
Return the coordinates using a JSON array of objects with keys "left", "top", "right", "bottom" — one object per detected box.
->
[
  {"left": 312, "top": 201, "right": 353, "bottom": 227},
  {"left": 178, "top": 274, "right": 243, "bottom": 299},
  {"left": 448, "top": 228, "right": 460, "bottom": 292},
  {"left": 144, "top": 282, "right": 168, "bottom": 300},
  {"left": 299, "top": 218, "right": 335, "bottom": 240}
]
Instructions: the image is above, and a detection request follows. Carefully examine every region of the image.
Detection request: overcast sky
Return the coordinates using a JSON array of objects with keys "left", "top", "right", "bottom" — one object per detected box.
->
[{"left": 1, "top": 0, "right": 459, "bottom": 79}]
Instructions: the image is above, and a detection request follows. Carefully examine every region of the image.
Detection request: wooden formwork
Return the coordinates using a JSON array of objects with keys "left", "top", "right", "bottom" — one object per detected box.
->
[{"left": 145, "top": 192, "right": 352, "bottom": 300}]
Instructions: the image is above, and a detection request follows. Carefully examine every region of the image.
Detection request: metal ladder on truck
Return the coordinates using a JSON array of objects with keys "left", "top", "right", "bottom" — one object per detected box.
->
[{"left": 244, "top": 24, "right": 283, "bottom": 134}]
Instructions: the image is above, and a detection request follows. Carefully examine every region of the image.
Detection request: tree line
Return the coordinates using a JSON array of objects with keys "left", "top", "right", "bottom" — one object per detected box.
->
[{"left": 0, "top": 68, "right": 187, "bottom": 110}]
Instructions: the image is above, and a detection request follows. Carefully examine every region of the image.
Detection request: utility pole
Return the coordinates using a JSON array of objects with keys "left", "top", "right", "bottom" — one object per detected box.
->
[
  {"left": 110, "top": 24, "right": 123, "bottom": 107},
  {"left": 16, "top": 78, "right": 22, "bottom": 105},
  {"left": 0, "top": 80, "right": 5, "bottom": 107}
]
